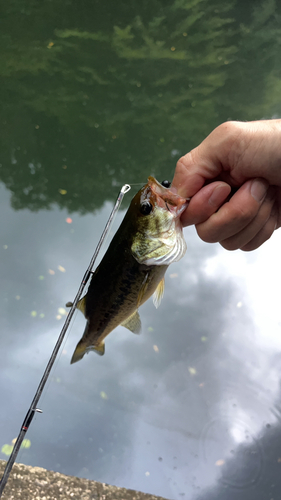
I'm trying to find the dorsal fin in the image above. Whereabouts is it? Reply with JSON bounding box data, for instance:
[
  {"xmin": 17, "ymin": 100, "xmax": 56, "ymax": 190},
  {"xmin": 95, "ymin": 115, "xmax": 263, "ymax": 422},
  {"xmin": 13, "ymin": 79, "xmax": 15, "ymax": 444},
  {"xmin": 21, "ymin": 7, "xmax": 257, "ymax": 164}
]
[
  {"xmin": 121, "ymin": 310, "xmax": 141, "ymax": 334},
  {"xmin": 153, "ymin": 277, "xmax": 165, "ymax": 309}
]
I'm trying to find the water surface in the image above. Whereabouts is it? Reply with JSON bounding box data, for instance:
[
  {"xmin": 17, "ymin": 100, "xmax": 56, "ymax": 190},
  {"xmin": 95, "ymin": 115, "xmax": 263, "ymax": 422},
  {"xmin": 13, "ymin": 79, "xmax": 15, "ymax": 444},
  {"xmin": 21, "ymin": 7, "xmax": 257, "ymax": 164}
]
[{"xmin": 1, "ymin": 1, "xmax": 281, "ymax": 499}]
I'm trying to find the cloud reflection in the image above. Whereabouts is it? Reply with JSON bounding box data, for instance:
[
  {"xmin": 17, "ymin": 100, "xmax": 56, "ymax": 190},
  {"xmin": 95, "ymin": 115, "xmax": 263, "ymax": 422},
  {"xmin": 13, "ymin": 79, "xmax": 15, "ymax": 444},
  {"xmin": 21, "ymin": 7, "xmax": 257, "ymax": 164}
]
[{"xmin": 1, "ymin": 184, "xmax": 281, "ymax": 499}]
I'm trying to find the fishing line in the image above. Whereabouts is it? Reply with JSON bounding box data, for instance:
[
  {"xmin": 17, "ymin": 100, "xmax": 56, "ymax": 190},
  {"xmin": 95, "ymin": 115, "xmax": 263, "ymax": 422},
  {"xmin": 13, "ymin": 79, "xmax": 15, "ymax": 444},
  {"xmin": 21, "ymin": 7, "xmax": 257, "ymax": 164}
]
[
  {"xmin": 112, "ymin": 181, "xmax": 144, "ymax": 187},
  {"xmin": 0, "ymin": 183, "xmax": 131, "ymax": 497}
]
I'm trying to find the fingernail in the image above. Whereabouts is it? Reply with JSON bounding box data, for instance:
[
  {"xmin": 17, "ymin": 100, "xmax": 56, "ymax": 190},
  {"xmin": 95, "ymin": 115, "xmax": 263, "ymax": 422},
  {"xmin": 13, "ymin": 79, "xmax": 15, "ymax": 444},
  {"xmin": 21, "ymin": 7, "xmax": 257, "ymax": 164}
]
[
  {"xmin": 208, "ymin": 184, "xmax": 231, "ymax": 207},
  {"xmin": 250, "ymin": 179, "xmax": 268, "ymax": 202}
]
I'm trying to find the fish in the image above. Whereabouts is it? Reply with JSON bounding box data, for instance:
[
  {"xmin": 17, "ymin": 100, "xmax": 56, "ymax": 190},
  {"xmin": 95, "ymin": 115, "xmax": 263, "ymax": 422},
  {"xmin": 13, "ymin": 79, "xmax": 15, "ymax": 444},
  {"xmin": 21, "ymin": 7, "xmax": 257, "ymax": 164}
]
[{"xmin": 68, "ymin": 177, "xmax": 188, "ymax": 364}]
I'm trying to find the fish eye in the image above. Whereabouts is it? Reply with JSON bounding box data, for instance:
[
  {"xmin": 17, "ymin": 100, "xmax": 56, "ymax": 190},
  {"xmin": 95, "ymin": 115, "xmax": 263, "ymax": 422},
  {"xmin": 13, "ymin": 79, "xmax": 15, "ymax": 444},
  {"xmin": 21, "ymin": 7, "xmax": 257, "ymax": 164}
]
[
  {"xmin": 161, "ymin": 180, "xmax": 171, "ymax": 188},
  {"xmin": 140, "ymin": 201, "xmax": 153, "ymax": 215}
]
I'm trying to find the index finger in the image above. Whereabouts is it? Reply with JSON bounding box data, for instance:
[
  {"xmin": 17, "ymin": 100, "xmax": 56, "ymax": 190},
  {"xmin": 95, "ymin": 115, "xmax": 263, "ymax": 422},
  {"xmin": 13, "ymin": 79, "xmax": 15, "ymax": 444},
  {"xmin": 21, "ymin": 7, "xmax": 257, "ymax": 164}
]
[{"xmin": 196, "ymin": 178, "xmax": 269, "ymax": 243}]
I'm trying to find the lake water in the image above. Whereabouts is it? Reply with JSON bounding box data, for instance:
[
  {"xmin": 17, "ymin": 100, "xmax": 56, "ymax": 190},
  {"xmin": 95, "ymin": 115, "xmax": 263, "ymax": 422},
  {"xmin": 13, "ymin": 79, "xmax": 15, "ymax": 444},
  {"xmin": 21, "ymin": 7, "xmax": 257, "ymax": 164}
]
[{"xmin": 1, "ymin": 1, "xmax": 281, "ymax": 499}]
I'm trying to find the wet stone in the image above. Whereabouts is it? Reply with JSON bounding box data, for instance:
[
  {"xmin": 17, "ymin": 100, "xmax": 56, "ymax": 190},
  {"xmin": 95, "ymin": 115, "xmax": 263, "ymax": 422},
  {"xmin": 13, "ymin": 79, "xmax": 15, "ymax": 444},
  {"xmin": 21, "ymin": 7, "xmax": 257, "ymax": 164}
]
[{"xmin": 0, "ymin": 460, "xmax": 168, "ymax": 500}]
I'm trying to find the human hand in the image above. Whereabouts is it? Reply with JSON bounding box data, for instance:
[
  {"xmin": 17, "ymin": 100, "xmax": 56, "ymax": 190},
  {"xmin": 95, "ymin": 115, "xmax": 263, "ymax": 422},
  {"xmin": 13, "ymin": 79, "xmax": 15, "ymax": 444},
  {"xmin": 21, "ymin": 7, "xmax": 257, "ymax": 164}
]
[{"xmin": 172, "ymin": 120, "xmax": 281, "ymax": 251}]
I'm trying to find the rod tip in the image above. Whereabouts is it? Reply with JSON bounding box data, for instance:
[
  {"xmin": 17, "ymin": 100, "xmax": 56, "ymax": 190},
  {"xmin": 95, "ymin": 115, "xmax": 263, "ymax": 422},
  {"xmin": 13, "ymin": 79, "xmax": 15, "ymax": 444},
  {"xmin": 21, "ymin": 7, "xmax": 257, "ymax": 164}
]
[{"xmin": 121, "ymin": 184, "xmax": 131, "ymax": 194}]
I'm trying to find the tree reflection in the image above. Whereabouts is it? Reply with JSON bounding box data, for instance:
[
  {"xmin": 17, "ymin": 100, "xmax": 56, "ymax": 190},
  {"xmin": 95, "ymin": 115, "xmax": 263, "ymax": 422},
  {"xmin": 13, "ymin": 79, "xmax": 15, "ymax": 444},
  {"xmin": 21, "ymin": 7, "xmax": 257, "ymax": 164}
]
[{"xmin": 0, "ymin": 0, "xmax": 280, "ymax": 212}]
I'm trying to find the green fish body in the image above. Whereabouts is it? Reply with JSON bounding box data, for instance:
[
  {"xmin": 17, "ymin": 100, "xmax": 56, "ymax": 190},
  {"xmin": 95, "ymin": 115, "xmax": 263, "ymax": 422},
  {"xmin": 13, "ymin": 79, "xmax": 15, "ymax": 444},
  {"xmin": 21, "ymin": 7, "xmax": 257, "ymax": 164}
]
[{"xmin": 69, "ymin": 177, "xmax": 188, "ymax": 364}]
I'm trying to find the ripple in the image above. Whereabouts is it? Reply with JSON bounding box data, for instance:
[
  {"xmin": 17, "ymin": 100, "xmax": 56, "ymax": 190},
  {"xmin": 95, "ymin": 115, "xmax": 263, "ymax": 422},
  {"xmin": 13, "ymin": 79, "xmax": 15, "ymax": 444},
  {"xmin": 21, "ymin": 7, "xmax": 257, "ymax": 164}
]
[{"xmin": 200, "ymin": 416, "xmax": 263, "ymax": 489}]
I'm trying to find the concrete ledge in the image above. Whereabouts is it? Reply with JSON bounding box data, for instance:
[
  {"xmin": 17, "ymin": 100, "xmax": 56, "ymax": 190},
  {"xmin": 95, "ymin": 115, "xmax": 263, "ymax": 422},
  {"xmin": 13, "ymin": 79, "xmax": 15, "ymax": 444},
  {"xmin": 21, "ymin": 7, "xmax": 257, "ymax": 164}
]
[{"xmin": 0, "ymin": 460, "xmax": 168, "ymax": 500}]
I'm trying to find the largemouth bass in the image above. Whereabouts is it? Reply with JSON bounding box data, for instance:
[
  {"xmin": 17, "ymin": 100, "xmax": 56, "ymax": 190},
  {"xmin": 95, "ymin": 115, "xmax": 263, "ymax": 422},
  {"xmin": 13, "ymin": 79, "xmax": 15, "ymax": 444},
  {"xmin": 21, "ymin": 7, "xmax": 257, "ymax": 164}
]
[{"xmin": 69, "ymin": 177, "xmax": 188, "ymax": 364}]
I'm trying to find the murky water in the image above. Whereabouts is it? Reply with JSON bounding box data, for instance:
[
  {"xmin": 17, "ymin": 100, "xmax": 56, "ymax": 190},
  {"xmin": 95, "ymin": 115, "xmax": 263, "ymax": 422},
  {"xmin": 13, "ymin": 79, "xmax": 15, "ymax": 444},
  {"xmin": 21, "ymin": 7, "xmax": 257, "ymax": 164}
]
[{"xmin": 1, "ymin": 1, "xmax": 281, "ymax": 499}]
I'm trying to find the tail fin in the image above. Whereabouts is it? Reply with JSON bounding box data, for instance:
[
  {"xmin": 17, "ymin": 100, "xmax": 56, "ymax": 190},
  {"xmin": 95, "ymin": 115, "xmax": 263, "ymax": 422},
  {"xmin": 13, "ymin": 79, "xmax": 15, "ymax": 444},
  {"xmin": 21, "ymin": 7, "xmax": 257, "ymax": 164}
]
[
  {"xmin": 70, "ymin": 339, "xmax": 87, "ymax": 364},
  {"xmin": 70, "ymin": 339, "xmax": 105, "ymax": 364}
]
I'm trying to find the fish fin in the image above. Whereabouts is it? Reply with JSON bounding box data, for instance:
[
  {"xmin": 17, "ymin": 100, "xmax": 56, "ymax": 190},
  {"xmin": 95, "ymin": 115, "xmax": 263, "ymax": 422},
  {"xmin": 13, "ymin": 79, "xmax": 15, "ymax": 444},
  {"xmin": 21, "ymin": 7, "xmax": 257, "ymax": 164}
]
[
  {"xmin": 66, "ymin": 296, "xmax": 86, "ymax": 316},
  {"xmin": 121, "ymin": 310, "xmax": 141, "ymax": 334},
  {"xmin": 153, "ymin": 277, "xmax": 165, "ymax": 309},
  {"xmin": 77, "ymin": 296, "xmax": 87, "ymax": 315},
  {"xmin": 70, "ymin": 339, "xmax": 87, "ymax": 364},
  {"xmin": 137, "ymin": 273, "xmax": 150, "ymax": 308},
  {"xmin": 71, "ymin": 339, "xmax": 105, "ymax": 364},
  {"xmin": 88, "ymin": 342, "xmax": 105, "ymax": 356}
]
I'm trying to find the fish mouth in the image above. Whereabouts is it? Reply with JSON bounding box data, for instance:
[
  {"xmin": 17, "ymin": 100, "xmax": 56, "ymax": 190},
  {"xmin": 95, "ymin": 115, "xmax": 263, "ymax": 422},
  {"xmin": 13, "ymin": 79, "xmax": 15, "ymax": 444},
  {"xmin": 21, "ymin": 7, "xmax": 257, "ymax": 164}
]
[{"xmin": 147, "ymin": 176, "xmax": 189, "ymax": 217}]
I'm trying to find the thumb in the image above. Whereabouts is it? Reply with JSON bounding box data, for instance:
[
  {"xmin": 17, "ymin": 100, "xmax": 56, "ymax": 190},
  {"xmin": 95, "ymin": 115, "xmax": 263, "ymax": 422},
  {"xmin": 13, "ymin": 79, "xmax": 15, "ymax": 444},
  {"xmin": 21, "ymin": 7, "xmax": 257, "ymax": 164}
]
[{"xmin": 171, "ymin": 147, "xmax": 222, "ymax": 198}]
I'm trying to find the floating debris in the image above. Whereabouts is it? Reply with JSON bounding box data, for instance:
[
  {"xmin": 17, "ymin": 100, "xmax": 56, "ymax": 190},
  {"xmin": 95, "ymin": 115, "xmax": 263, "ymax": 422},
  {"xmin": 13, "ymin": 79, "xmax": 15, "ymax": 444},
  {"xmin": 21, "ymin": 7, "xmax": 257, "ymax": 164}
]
[
  {"xmin": 38, "ymin": 275, "xmax": 45, "ymax": 280},
  {"xmin": 1, "ymin": 439, "xmax": 31, "ymax": 457},
  {"xmin": 58, "ymin": 307, "xmax": 67, "ymax": 315},
  {"xmin": 215, "ymin": 459, "xmax": 225, "ymax": 467},
  {"xmin": 47, "ymin": 42, "xmax": 54, "ymax": 49},
  {"xmin": 153, "ymin": 345, "xmax": 159, "ymax": 353},
  {"xmin": 58, "ymin": 265, "xmax": 66, "ymax": 272},
  {"xmin": 201, "ymin": 336, "xmax": 208, "ymax": 342},
  {"xmin": 59, "ymin": 189, "xmax": 67, "ymax": 195},
  {"xmin": 1, "ymin": 445, "xmax": 13, "ymax": 456},
  {"xmin": 145, "ymin": 471, "xmax": 150, "ymax": 476},
  {"xmin": 21, "ymin": 439, "xmax": 31, "ymax": 449},
  {"xmin": 15, "ymin": 295, "xmax": 20, "ymax": 300},
  {"xmin": 188, "ymin": 367, "xmax": 197, "ymax": 376},
  {"xmin": 48, "ymin": 269, "xmax": 55, "ymax": 275},
  {"xmin": 3, "ymin": 245, "xmax": 8, "ymax": 250},
  {"xmin": 30, "ymin": 311, "xmax": 37, "ymax": 318},
  {"xmin": 169, "ymin": 273, "xmax": 178, "ymax": 279},
  {"xmin": 147, "ymin": 326, "xmax": 154, "ymax": 332},
  {"xmin": 39, "ymin": 313, "xmax": 45, "ymax": 319},
  {"xmin": 100, "ymin": 391, "xmax": 108, "ymax": 400},
  {"xmin": 66, "ymin": 218, "xmax": 72, "ymax": 224}
]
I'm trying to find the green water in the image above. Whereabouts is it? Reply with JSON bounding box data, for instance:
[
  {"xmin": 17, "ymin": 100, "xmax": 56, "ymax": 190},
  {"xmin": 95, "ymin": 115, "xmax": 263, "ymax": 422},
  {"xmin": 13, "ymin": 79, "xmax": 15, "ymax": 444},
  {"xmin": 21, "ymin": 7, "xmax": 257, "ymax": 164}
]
[
  {"xmin": 1, "ymin": 0, "xmax": 281, "ymax": 212},
  {"xmin": 1, "ymin": 1, "xmax": 281, "ymax": 499}
]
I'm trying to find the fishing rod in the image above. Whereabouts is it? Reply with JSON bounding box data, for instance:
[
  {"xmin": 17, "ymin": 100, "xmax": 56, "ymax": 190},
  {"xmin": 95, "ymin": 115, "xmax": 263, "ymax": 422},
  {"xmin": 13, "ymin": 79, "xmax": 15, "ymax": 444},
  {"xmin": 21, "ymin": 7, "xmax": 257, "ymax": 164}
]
[{"xmin": 0, "ymin": 184, "xmax": 131, "ymax": 497}]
